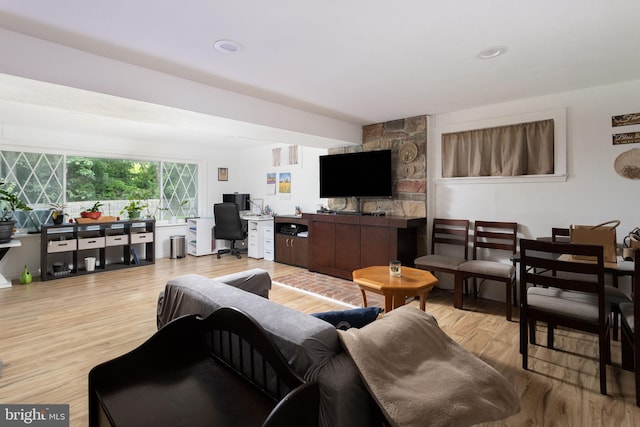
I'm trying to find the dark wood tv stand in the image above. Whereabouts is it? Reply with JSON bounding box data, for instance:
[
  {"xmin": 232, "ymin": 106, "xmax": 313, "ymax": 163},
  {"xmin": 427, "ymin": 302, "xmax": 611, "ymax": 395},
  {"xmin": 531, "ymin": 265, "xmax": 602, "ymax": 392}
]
[{"xmin": 304, "ymin": 213, "xmax": 426, "ymax": 280}]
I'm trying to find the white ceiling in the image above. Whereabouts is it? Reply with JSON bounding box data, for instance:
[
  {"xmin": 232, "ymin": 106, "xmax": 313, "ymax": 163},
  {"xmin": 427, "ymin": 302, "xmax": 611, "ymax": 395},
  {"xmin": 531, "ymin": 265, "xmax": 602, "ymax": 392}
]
[{"xmin": 0, "ymin": 0, "xmax": 639, "ymax": 149}]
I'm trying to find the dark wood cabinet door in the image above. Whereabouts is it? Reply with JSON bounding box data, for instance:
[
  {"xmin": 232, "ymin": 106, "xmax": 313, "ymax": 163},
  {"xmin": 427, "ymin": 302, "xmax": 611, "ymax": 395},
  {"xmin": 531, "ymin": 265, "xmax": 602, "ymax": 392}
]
[
  {"xmin": 309, "ymin": 221, "xmax": 335, "ymax": 270},
  {"xmin": 290, "ymin": 237, "xmax": 308, "ymax": 267},
  {"xmin": 335, "ymin": 223, "xmax": 360, "ymax": 272},
  {"xmin": 275, "ymin": 234, "xmax": 289, "ymax": 264},
  {"xmin": 275, "ymin": 234, "xmax": 308, "ymax": 267},
  {"xmin": 361, "ymin": 225, "xmax": 390, "ymax": 267}
]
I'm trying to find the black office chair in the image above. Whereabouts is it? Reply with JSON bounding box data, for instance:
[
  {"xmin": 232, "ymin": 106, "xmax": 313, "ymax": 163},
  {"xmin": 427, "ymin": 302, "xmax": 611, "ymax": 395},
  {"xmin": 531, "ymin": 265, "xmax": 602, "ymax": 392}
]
[{"xmin": 214, "ymin": 203, "xmax": 247, "ymax": 259}]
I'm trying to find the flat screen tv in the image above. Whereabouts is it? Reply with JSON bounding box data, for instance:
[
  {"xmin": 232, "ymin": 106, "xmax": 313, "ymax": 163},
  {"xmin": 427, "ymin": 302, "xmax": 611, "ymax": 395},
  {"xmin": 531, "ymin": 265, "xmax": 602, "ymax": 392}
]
[{"xmin": 319, "ymin": 150, "xmax": 392, "ymax": 199}]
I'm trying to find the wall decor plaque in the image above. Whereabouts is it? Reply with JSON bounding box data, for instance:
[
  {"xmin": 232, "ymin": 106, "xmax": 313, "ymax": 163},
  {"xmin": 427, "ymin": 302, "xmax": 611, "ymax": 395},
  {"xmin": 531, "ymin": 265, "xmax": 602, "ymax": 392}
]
[
  {"xmin": 402, "ymin": 164, "xmax": 416, "ymax": 177},
  {"xmin": 613, "ymin": 132, "xmax": 640, "ymax": 145},
  {"xmin": 217, "ymin": 167, "xmax": 228, "ymax": 181},
  {"xmin": 614, "ymin": 148, "xmax": 640, "ymax": 180},
  {"xmin": 400, "ymin": 142, "xmax": 418, "ymax": 163},
  {"xmin": 612, "ymin": 112, "xmax": 640, "ymax": 127}
]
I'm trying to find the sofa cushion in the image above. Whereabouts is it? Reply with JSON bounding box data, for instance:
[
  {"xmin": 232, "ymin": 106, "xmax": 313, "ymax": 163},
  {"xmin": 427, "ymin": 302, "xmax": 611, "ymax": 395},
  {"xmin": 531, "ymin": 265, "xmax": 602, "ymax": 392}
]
[{"xmin": 312, "ymin": 307, "xmax": 383, "ymax": 330}]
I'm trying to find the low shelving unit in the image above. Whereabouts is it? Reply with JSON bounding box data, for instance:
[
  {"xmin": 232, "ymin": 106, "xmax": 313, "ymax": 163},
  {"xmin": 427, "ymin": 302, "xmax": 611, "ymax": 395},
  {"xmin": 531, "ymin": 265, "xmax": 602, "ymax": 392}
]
[{"xmin": 40, "ymin": 219, "xmax": 155, "ymax": 281}]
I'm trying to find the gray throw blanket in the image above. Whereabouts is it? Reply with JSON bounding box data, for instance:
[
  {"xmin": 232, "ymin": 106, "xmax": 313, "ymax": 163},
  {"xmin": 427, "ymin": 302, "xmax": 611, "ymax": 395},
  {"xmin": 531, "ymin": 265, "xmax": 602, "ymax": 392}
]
[{"xmin": 338, "ymin": 306, "xmax": 520, "ymax": 427}]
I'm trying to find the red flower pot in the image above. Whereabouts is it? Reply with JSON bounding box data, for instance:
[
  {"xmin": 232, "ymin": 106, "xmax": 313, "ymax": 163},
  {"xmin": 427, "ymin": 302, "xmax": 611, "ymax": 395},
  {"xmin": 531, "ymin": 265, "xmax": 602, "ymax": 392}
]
[{"xmin": 81, "ymin": 211, "xmax": 102, "ymax": 220}]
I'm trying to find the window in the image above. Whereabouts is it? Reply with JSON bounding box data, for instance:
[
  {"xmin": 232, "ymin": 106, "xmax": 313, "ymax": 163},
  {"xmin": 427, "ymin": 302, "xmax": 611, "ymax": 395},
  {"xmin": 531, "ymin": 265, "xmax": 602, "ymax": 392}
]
[
  {"xmin": 442, "ymin": 119, "xmax": 554, "ymax": 178},
  {"xmin": 0, "ymin": 151, "xmax": 64, "ymax": 205},
  {"xmin": 0, "ymin": 150, "xmax": 198, "ymax": 229},
  {"xmin": 66, "ymin": 157, "xmax": 160, "ymax": 202},
  {"xmin": 0, "ymin": 151, "xmax": 64, "ymax": 229},
  {"xmin": 434, "ymin": 108, "xmax": 567, "ymax": 184},
  {"xmin": 162, "ymin": 162, "xmax": 198, "ymax": 217}
]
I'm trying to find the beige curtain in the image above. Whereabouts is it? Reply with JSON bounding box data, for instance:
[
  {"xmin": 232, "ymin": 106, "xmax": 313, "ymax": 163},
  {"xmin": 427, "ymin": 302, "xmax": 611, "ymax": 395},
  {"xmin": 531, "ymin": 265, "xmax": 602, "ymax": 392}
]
[
  {"xmin": 442, "ymin": 119, "xmax": 554, "ymax": 177},
  {"xmin": 272, "ymin": 147, "xmax": 281, "ymax": 167}
]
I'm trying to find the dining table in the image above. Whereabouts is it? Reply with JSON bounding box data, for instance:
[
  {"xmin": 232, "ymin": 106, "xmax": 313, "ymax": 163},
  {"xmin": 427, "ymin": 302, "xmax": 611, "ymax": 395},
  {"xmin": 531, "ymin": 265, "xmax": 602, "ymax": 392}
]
[{"xmin": 511, "ymin": 238, "xmax": 635, "ymax": 291}]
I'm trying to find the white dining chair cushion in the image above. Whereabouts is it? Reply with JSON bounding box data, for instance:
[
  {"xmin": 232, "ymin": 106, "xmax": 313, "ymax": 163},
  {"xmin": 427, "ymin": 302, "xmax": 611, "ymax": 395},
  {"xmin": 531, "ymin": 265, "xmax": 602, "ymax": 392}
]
[
  {"xmin": 414, "ymin": 255, "xmax": 466, "ymax": 271},
  {"xmin": 620, "ymin": 302, "xmax": 634, "ymax": 333},
  {"xmin": 527, "ymin": 287, "xmax": 611, "ymax": 323},
  {"xmin": 458, "ymin": 260, "xmax": 515, "ymax": 278}
]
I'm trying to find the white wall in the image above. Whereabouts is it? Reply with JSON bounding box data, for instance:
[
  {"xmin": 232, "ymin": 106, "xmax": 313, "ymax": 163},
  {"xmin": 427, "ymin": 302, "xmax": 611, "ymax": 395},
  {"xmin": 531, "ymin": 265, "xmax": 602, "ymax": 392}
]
[
  {"xmin": 222, "ymin": 144, "xmax": 329, "ymax": 217},
  {"xmin": 428, "ymin": 79, "xmax": 640, "ymax": 299}
]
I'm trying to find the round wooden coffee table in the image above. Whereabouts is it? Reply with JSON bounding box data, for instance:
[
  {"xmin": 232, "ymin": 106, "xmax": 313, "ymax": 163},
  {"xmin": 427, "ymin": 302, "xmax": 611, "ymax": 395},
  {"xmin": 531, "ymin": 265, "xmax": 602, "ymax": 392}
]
[{"xmin": 352, "ymin": 266, "xmax": 438, "ymax": 313}]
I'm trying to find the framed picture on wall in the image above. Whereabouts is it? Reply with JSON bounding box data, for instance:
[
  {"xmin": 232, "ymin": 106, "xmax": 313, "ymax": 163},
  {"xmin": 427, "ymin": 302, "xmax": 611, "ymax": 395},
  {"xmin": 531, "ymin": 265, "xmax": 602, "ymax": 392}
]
[{"xmin": 218, "ymin": 167, "xmax": 228, "ymax": 181}]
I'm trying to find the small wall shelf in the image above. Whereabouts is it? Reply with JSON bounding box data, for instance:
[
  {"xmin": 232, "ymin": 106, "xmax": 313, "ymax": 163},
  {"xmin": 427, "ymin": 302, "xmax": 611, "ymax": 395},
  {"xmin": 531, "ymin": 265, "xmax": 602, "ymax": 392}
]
[
  {"xmin": 187, "ymin": 217, "xmax": 214, "ymax": 256},
  {"xmin": 40, "ymin": 219, "xmax": 155, "ymax": 281}
]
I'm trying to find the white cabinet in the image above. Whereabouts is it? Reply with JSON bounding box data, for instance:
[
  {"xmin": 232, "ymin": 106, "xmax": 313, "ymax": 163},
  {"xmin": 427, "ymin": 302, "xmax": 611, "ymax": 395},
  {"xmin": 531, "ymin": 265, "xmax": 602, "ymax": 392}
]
[
  {"xmin": 245, "ymin": 217, "xmax": 274, "ymax": 260},
  {"xmin": 263, "ymin": 223, "xmax": 274, "ymax": 261},
  {"xmin": 187, "ymin": 217, "xmax": 214, "ymax": 256}
]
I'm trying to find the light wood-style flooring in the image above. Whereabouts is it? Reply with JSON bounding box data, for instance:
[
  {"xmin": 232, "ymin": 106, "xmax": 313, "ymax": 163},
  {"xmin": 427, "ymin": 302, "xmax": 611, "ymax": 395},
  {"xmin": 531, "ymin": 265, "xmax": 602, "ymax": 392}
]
[{"xmin": 1, "ymin": 256, "xmax": 639, "ymax": 426}]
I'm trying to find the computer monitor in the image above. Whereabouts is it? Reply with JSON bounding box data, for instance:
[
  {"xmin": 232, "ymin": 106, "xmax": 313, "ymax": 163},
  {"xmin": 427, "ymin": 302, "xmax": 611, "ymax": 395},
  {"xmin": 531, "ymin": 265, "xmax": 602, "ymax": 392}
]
[{"xmin": 222, "ymin": 193, "xmax": 250, "ymax": 211}]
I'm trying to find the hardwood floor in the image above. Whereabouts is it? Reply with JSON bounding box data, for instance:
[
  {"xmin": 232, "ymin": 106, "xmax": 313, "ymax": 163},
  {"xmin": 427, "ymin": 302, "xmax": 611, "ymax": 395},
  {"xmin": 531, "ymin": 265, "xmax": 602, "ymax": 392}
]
[{"xmin": 0, "ymin": 256, "xmax": 639, "ymax": 426}]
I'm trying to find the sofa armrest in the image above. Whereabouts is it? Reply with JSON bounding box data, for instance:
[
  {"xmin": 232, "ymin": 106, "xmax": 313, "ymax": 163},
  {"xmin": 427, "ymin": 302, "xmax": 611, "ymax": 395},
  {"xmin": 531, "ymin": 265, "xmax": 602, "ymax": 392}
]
[
  {"xmin": 213, "ymin": 268, "xmax": 271, "ymax": 298},
  {"xmin": 157, "ymin": 269, "xmax": 271, "ymax": 328}
]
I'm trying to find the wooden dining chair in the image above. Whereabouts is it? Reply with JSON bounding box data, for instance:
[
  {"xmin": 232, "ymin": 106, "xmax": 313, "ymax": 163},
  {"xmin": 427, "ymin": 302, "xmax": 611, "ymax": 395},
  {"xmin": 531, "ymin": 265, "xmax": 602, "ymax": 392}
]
[
  {"xmin": 414, "ymin": 218, "xmax": 470, "ymax": 283},
  {"xmin": 551, "ymin": 227, "xmax": 571, "ymax": 242},
  {"xmin": 455, "ymin": 221, "xmax": 518, "ymax": 320},
  {"xmin": 620, "ymin": 248, "xmax": 640, "ymax": 405},
  {"xmin": 519, "ymin": 239, "xmax": 610, "ymax": 395}
]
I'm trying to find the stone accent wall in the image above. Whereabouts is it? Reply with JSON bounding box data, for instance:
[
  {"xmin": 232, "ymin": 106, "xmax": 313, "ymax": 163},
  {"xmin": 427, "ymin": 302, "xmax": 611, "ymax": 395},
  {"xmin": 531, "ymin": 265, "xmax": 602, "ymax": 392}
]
[
  {"xmin": 328, "ymin": 115, "xmax": 427, "ymax": 255},
  {"xmin": 328, "ymin": 115, "xmax": 427, "ymax": 217}
]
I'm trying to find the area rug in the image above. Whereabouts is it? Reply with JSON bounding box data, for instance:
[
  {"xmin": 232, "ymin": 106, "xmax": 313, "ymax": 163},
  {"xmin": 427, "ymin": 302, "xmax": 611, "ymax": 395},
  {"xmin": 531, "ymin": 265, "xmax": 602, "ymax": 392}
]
[{"xmin": 273, "ymin": 271, "xmax": 385, "ymax": 308}]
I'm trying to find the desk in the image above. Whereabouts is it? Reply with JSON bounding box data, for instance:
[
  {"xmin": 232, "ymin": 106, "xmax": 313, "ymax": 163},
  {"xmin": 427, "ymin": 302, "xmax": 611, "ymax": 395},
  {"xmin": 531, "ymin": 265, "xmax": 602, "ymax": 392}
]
[
  {"xmin": 241, "ymin": 216, "xmax": 274, "ymax": 260},
  {"xmin": 353, "ymin": 266, "xmax": 438, "ymax": 313},
  {"xmin": 0, "ymin": 239, "xmax": 22, "ymax": 288}
]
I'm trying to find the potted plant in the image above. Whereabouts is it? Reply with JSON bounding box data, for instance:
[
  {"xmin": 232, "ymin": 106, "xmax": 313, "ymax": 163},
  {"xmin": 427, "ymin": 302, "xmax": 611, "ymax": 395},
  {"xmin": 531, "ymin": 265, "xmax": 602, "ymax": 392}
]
[
  {"xmin": 120, "ymin": 199, "xmax": 148, "ymax": 220},
  {"xmin": 0, "ymin": 180, "xmax": 32, "ymax": 243},
  {"xmin": 49, "ymin": 203, "xmax": 66, "ymax": 225},
  {"xmin": 81, "ymin": 201, "xmax": 104, "ymax": 220}
]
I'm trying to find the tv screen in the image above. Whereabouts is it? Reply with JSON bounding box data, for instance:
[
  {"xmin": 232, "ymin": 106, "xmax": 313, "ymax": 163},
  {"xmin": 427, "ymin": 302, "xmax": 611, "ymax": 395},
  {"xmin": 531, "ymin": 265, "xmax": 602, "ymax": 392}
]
[{"xmin": 319, "ymin": 150, "xmax": 392, "ymax": 198}]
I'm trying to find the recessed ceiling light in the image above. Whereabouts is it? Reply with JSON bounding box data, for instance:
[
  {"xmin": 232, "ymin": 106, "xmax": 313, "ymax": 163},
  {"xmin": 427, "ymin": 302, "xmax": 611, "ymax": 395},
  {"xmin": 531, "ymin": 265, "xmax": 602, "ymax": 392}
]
[
  {"xmin": 214, "ymin": 39, "xmax": 243, "ymax": 54},
  {"xmin": 476, "ymin": 46, "xmax": 508, "ymax": 59}
]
